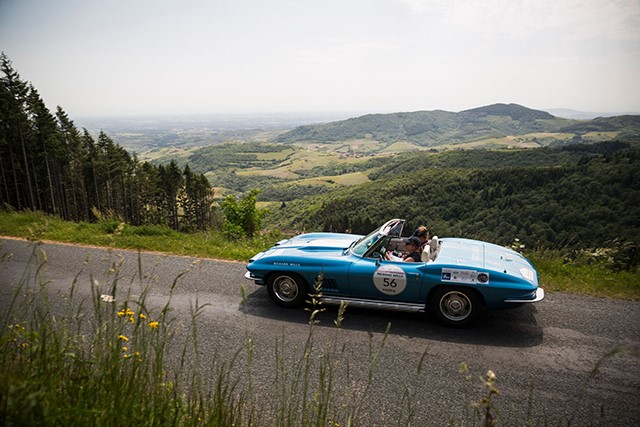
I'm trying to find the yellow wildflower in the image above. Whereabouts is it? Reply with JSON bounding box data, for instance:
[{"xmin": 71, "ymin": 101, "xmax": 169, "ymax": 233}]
[
  {"xmin": 147, "ymin": 321, "xmax": 159, "ymax": 329},
  {"xmin": 117, "ymin": 335, "xmax": 129, "ymax": 341},
  {"xmin": 122, "ymin": 346, "xmax": 128, "ymax": 352},
  {"xmin": 117, "ymin": 309, "xmax": 125, "ymax": 317},
  {"xmin": 125, "ymin": 308, "xmax": 135, "ymax": 316},
  {"xmin": 129, "ymin": 316, "xmax": 135, "ymax": 323},
  {"xmin": 123, "ymin": 354, "xmax": 131, "ymax": 359},
  {"xmin": 139, "ymin": 313, "xmax": 147, "ymax": 320}
]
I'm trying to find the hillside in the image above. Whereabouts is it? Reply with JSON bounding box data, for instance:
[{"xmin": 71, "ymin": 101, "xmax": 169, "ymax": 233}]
[
  {"xmin": 559, "ymin": 115, "xmax": 640, "ymax": 135},
  {"xmin": 275, "ymin": 103, "xmax": 573, "ymax": 146},
  {"xmin": 276, "ymin": 103, "xmax": 640, "ymax": 148}
]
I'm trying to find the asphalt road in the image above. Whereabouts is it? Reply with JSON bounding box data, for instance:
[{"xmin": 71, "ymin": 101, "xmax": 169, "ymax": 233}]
[{"xmin": 1, "ymin": 237, "xmax": 639, "ymax": 426}]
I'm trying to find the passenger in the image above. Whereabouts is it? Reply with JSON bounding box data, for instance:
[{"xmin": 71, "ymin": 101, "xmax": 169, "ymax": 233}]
[
  {"xmin": 386, "ymin": 236, "xmax": 422, "ymax": 262},
  {"xmin": 413, "ymin": 226, "xmax": 430, "ymax": 252}
]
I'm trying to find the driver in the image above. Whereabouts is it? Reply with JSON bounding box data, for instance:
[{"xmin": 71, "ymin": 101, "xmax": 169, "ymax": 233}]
[{"xmin": 385, "ymin": 236, "xmax": 422, "ymax": 262}]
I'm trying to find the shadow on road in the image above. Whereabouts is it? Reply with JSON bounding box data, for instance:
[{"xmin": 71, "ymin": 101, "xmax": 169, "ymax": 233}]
[{"xmin": 238, "ymin": 287, "xmax": 543, "ymax": 348}]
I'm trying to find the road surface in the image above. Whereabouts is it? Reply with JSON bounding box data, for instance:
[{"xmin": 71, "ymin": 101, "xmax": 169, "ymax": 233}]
[{"xmin": 1, "ymin": 237, "xmax": 639, "ymax": 426}]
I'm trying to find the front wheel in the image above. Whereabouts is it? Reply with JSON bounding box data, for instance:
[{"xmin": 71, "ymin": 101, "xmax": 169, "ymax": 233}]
[
  {"xmin": 267, "ymin": 273, "xmax": 307, "ymax": 308},
  {"xmin": 430, "ymin": 286, "xmax": 482, "ymax": 327}
]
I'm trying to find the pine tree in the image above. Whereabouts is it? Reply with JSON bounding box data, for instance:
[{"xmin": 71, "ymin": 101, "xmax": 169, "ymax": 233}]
[
  {"xmin": 27, "ymin": 85, "xmax": 63, "ymax": 216},
  {"xmin": 56, "ymin": 106, "xmax": 88, "ymax": 221},
  {"xmin": 159, "ymin": 160, "xmax": 184, "ymax": 230},
  {"xmin": 1, "ymin": 53, "xmax": 36, "ymax": 210},
  {"xmin": 81, "ymin": 129, "xmax": 102, "ymax": 216}
]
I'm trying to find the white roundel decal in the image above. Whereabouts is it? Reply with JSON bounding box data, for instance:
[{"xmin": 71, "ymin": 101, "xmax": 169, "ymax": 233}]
[{"xmin": 373, "ymin": 264, "xmax": 407, "ymax": 295}]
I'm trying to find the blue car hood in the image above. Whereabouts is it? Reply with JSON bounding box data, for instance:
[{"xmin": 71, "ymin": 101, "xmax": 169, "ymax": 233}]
[
  {"xmin": 250, "ymin": 232, "xmax": 362, "ymax": 262},
  {"xmin": 275, "ymin": 232, "xmax": 361, "ymax": 250}
]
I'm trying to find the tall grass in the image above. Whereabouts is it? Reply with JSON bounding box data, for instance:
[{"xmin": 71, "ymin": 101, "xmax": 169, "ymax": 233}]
[{"xmin": 0, "ymin": 244, "xmax": 227, "ymax": 425}]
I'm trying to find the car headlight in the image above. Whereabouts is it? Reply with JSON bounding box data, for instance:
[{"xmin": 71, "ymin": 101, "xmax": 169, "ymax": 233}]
[{"xmin": 520, "ymin": 267, "xmax": 535, "ymax": 282}]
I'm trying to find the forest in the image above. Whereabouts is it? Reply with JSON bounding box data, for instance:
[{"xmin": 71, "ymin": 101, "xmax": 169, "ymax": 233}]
[{"xmin": 0, "ymin": 53, "xmax": 214, "ymax": 232}]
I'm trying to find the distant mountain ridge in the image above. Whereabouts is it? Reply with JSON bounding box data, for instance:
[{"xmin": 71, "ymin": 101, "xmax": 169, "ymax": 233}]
[
  {"xmin": 545, "ymin": 108, "xmax": 640, "ymax": 120},
  {"xmin": 276, "ymin": 103, "xmax": 640, "ymax": 147}
]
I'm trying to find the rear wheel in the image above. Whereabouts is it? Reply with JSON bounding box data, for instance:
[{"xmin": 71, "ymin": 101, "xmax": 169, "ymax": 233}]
[
  {"xmin": 430, "ymin": 286, "xmax": 481, "ymax": 327},
  {"xmin": 267, "ymin": 273, "xmax": 307, "ymax": 308}
]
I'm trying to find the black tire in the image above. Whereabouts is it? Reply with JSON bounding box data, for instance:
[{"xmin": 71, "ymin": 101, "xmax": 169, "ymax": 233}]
[
  {"xmin": 266, "ymin": 273, "xmax": 308, "ymax": 308},
  {"xmin": 430, "ymin": 286, "xmax": 482, "ymax": 327}
]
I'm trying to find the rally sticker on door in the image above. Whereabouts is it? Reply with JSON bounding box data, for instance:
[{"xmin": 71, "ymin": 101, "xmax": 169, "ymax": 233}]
[{"xmin": 373, "ymin": 264, "xmax": 407, "ymax": 295}]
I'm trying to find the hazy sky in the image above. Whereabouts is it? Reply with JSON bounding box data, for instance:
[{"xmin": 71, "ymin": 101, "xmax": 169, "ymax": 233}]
[{"xmin": 1, "ymin": 0, "xmax": 639, "ymax": 117}]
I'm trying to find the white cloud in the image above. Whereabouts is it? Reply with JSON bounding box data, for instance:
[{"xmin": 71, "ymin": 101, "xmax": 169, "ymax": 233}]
[{"xmin": 393, "ymin": 0, "xmax": 640, "ymax": 41}]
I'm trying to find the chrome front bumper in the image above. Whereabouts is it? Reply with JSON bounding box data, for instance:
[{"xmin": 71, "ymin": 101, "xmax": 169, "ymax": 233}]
[
  {"xmin": 244, "ymin": 271, "xmax": 261, "ymax": 282},
  {"xmin": 505, "ymin": 287, "xmax": 545, "ymax": 303}
]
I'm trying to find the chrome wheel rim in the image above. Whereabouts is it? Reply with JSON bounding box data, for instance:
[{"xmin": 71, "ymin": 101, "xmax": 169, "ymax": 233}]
[
  {"xmin": 273, "ymin": 276, "xmax": 299, "ymax": 303},
  {"xmin": 439, "ymin": 291, "xmax": 472, "ymax": 322}
]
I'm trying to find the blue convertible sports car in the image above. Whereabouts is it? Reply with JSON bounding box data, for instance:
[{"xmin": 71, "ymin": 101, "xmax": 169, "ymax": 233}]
[{"xmin": 245, "ymin": 219, "xmax": 544, "ymax": 326}]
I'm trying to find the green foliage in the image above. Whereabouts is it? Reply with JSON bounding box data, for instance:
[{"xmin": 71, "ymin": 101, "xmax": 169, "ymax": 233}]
[
  {"xmin": 180, "ymin": 142, "xmax": 295, "ymax": 174},
  {"xmin": 99, "ymin": 219, "xmax": 123, "ymax": 234},
  {"xmin": 561, "ymin": 115, "xmax": 640, "ymax": 135},
  {"xmin": 257, "ymin": 183, "xmax": 331, "ymax": 202},
  {"xmin": 214, "ymin": 170, "xmax": 287, "ymax": 193},
  {"xmin": 529, "ymin": 249, "xmax": 640, "ymax": 299},
  {"xmin": 292, "ymin": 157, "xmax": 389, "ymax": 179},
  {"xmin": 221, "ymin": 189, "xmax": 269, "ymax": 239},
  {"xmin": 121, "ymin": 224, "xmax": 179, "ymax": 237}
]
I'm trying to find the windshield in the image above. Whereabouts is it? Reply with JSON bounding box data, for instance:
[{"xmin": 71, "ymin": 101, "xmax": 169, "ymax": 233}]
[
  {"xmin": 350, "ymin": 219, "xmax": 404, "ymax": 257},
  {"xmin": 351, "ymin": 231, "xmax": 383, "ymax": 256}
]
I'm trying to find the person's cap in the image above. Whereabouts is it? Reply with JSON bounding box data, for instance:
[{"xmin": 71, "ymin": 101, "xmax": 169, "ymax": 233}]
[{"xmin": 404, "ymin": 236, "xmax": 421, "ymax": 247}]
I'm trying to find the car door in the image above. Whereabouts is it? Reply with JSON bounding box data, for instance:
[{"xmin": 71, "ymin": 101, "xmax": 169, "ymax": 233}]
[
  {"xmin": 347, "ymin": 257, "xmax": 425, "ymax": 303},
  {"xmin": 317, "ymin": 259, "xmax": 355, "ymax": 296}
]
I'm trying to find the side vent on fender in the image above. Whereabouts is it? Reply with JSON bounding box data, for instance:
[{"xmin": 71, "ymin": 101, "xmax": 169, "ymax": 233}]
[{"xmin": 322, "ymin": 278, "xmax": 339, "ymax": 291}]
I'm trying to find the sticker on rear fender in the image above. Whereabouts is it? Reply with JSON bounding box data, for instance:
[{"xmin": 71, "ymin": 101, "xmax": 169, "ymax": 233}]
[
  {"xmin": 374, "ymin": 264, "xmax": 407, "ymax": 295},
  {"xmin": 441, "ymin": 268, "xmax": 489, "ymax": 285}
]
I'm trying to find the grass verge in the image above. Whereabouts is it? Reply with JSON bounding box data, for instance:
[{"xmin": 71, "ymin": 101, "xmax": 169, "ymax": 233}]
[{"xmin": 0, "ymin": 210, "xmax": 276, "ymax": 262}]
